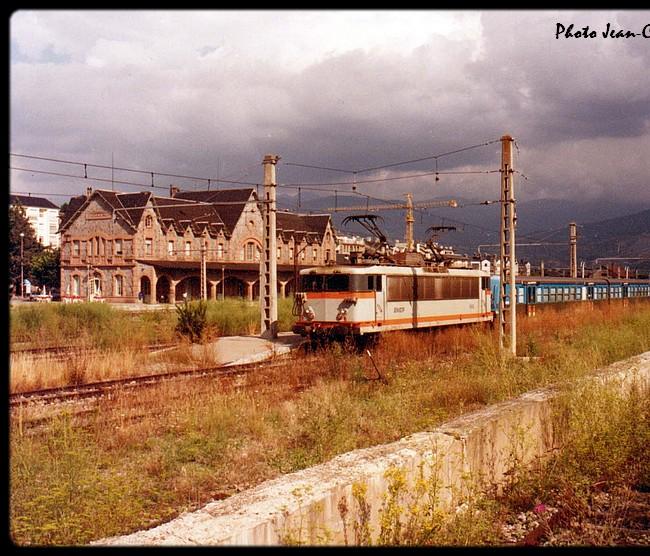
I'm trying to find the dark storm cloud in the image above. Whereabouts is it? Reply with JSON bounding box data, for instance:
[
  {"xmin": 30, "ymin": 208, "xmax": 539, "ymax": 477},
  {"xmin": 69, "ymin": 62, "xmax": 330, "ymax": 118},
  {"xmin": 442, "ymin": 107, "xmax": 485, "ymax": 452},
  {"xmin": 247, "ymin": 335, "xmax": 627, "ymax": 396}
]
[{"xmin": 10, "ymin": 10, "xmax": 650, "ymax": 205}]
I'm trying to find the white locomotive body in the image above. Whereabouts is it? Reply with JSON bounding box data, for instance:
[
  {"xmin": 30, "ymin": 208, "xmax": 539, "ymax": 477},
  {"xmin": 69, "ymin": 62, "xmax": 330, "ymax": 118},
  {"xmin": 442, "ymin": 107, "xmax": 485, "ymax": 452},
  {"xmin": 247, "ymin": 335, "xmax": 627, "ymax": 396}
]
[{"xmin": 293, "ymin": 264, "xmax": 493, "ymax": 338}]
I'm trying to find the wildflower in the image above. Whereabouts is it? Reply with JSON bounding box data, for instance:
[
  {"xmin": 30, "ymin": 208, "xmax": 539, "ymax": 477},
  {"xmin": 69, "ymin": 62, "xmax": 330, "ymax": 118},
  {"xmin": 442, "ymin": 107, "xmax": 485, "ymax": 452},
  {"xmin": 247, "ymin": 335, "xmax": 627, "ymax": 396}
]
[{"xmin": 533, "ymin": 503, "xmax": 547, "ymax": 514}]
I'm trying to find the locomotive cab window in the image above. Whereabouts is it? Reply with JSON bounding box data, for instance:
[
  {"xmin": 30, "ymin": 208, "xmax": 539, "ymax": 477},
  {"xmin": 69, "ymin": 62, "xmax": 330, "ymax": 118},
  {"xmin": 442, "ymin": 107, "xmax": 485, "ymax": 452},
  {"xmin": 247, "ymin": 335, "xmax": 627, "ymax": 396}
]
[
  {"xmin": 302, "ymin": 274, "xmax": 350, "ymax": 292},
  {"xmin": 302, "ymin": 273, "xmax": 385, "ymax": 292}
]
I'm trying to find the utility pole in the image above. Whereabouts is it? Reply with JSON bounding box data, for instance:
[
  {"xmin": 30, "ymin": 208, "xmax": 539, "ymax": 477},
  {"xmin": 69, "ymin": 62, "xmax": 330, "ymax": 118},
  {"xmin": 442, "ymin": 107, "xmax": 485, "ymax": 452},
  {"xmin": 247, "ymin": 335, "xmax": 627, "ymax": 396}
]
[
  {"xmin": 498, "ymin": 135, "xmax": 517, "ymax": 356},
  {"xmin": 260, "ymin": 154, "xmax": 280, "ymax": 339},
  {"xmin": 200, "ymin": 240, "xmax": 207, "ymax": 301},
  {"xmin": 569, "ymin": 222, "xmax": 577, "ymax": 278},
  {"xmin": 405, "ymin": 193, "xmax": 415, "ymax": 252},
  {"xmin": 19, "ymin": 232, "xmax": 25, "ymax": 298}
]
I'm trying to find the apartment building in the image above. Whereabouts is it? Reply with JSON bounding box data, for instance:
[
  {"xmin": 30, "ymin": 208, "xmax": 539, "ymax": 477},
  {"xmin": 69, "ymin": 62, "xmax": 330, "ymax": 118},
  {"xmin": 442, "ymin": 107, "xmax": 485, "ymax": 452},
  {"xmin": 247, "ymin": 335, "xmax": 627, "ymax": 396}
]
[{"xmin": 10, "ymin": 194, "xmax": 60, "ymax": 248}]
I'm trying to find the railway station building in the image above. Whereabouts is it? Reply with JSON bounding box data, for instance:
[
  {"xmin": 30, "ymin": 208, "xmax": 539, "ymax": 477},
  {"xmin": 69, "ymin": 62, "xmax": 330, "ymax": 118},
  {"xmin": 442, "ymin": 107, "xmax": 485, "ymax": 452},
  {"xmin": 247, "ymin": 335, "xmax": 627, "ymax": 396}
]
[{"xmin": 58, "ymin": 186, "xmax": 337, "ymax": 303}]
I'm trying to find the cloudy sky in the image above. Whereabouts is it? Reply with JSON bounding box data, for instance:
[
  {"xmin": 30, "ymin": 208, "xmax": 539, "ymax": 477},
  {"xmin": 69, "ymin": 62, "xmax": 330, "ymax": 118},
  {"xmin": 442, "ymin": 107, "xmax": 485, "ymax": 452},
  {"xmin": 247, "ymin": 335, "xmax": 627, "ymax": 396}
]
[{"xmin": 9, "ymin": 9, "xmax": 650, "ymax": 208}]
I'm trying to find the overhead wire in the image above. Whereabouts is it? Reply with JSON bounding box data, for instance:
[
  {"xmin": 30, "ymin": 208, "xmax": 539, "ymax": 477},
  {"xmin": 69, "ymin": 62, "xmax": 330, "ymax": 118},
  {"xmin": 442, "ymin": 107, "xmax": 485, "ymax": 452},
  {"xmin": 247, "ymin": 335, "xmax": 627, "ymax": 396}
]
[
  {"xmin": 278, "ymin": 169, "xmax": 500, "ymax": 188},
  {"xmin": 283, "ymin": 137, "xmax": 501, "ymax": 176},
  {"xmin": 10, "ymin": 152, "xmax": 261, "ymax": 187}
]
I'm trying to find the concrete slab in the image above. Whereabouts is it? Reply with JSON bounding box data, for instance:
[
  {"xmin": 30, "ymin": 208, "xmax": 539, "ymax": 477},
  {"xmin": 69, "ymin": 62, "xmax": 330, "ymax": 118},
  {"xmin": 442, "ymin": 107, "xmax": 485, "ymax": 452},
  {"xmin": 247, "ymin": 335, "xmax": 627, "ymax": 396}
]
[
  {"xmin": 190, "ymin": 332, "xmax": 306, "ymax": 366},
  {"xmin": 95, "ymin": 351, "xmax": 650, "ymax": 547}
]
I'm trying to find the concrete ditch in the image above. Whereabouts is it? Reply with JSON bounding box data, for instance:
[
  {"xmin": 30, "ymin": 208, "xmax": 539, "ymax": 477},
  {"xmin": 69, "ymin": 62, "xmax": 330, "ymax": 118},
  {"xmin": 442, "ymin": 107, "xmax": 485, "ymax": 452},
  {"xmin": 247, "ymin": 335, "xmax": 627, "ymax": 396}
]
[{"xmin": 96, "ymin": 351, "xmax": 650, "ymax": 546}]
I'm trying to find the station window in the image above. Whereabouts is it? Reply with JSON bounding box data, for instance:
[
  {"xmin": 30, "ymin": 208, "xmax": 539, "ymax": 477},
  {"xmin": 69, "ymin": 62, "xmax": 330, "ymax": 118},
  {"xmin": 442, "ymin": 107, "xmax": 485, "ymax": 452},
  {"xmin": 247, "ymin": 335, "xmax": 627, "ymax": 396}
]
[
  {"xmin": 115, "ymin": 275, "xmax": 124, "ymax": 297},
  {"xmin": 72, "ymin": 275, "xmax": 81, "ymax": 296},
  {"xmin": 245, "ymin": 241, "xmax": 259, "ymax": 262}
]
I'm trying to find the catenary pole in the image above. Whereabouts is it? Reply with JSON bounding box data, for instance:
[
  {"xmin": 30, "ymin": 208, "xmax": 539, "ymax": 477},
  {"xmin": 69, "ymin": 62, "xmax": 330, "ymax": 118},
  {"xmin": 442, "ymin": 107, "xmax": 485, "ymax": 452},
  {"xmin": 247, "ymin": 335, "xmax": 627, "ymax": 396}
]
[
  {"xmin": 499, "ymin": 135, "xmax": 517, "ymax": 356},
  {"xmin": 569, "ymin": 222, "xmax": 577, "ymax": 278},
  {"xmin": 260, "ymin": 154, "xmax": 280, "ymax": 339}
]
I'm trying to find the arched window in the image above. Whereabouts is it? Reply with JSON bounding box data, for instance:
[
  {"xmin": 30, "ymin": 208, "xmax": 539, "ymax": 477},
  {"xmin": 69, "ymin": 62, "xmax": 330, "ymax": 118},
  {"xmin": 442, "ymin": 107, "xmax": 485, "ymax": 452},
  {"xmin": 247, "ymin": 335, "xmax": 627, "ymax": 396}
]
[
  {"xmin": 145, "ymin": 215, "xmax": 153, "ymax": 228},
  {"xmin": 245, "ymin": 241, "xmax": 260, "ymax": 262},
  {"xmin": 92, "ymin": 273, "xmax": 102, "ymax": 297}
]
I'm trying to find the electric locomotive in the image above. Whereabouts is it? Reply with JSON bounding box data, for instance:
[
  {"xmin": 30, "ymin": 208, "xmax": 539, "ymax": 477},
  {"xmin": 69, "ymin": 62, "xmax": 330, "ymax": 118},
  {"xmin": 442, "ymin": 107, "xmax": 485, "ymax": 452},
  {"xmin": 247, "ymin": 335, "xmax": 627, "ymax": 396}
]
[{"xmin": 292, "ymin": 264, "xmax": 493, "ymax": 340}]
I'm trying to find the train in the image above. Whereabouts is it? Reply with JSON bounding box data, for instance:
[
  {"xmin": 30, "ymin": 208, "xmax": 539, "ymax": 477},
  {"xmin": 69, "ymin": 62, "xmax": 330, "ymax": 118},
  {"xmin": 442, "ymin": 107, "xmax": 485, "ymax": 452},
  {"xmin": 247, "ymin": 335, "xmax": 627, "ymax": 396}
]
[{"xmin": 291, "ymin": 263, "xmax": 650, "ymax": 341}]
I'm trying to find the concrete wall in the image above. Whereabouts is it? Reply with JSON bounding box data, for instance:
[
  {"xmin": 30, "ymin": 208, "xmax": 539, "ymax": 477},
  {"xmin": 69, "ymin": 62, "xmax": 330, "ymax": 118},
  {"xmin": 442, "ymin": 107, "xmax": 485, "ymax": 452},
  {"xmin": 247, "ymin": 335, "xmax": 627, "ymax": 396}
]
[{"xmin": 95, "ymin": 351, "xmax": 650, "ymax": 546}]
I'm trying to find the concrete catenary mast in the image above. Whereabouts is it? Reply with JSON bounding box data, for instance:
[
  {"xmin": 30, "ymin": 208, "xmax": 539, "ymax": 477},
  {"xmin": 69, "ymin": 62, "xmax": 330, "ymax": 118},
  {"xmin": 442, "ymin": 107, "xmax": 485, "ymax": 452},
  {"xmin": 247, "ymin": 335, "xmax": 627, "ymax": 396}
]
[
  {"xmin": 260, "ymin": 154, "xmax": 280, "ymax": 339},
  {"xmin": 499, "ymin": 135, "xmax": 517, "ymax": 356}
]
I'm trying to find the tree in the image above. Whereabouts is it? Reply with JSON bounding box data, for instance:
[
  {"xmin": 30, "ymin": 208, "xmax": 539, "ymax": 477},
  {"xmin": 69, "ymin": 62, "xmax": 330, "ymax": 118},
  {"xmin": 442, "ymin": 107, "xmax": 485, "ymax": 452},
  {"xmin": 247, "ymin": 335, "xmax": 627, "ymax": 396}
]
[
  {"xmin": 9, "ymin": 204, "xmax": 42, "ymax": 294},
  {"xmin": 30, "ymin": 247, "xmax": 61, "ymax": 292}
]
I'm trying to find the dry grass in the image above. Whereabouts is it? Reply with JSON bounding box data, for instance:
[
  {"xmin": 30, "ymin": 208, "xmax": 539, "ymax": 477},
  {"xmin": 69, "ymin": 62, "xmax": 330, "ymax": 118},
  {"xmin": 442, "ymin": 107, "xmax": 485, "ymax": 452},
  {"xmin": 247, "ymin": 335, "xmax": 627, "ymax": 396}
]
[
  {"xmin": 10, "ymin": 297, "xmax": 296, "ymax": 351},
  {"xmin": 9, "ymin": 343, "xmax": 214, "ymax": 394},
  {"xmin": 9, "ymin": 298, "xmax": 297, "ymax": 394},
  {"xmin": 9, "ymin": 299, "xmax": 650, "ymax": 546}
]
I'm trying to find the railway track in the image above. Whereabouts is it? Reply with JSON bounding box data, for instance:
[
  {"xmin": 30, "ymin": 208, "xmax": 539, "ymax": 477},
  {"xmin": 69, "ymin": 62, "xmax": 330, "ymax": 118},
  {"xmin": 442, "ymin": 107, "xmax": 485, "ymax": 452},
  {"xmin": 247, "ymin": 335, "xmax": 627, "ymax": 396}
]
[
  {"xmin": 10, "ymin": 353, "xmax": 304, "ymax": 409},
  {"xmin": 10, "ymin": 342, "xmax": 181, "ymax": 360}
]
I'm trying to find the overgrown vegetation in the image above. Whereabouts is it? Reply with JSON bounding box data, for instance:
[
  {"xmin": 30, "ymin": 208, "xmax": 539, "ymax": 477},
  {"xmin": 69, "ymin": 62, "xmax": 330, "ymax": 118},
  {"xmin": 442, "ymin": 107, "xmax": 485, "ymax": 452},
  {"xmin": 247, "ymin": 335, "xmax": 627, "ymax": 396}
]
[
  {"xmin": 9, "ymin": 300, "xmax": 650, "ymax": 545},
  {"xmin": 175, "ymin": 299, "xmax": 208, "ymax": 343},
  {"xmin": 316, "ymin": 380, "xmax": 649, "ymax": 546},
  {"xmin": 9, "ymin": 297, "xmax": 296, "ymax": 393},
  {"xmin": 10, "ymin": 302, "xmax": 177, "ymax": 349},
  {"xmin": 10, "ymin": 296, "xmax": 296, "ymax": 350}
]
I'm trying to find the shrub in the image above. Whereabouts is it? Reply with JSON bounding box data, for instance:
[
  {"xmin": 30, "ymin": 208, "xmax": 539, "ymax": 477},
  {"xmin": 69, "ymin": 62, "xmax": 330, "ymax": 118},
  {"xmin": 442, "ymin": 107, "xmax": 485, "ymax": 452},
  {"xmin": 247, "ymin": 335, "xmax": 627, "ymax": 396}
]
[{"xmin": 175, "ymin": 300, "xmax": 208, "ymax": 343}]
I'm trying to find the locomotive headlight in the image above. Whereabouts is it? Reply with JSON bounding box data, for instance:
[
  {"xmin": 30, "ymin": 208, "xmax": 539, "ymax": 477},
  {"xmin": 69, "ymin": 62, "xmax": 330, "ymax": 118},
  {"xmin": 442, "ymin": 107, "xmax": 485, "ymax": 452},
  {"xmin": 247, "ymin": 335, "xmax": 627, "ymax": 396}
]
[
  {"xmin": 304, "ymin": 306, "xmax": 315, "ymax": 321},
  {"xmin": 336, "ymin": 307, "xmax": 348, "ymax": 321}
]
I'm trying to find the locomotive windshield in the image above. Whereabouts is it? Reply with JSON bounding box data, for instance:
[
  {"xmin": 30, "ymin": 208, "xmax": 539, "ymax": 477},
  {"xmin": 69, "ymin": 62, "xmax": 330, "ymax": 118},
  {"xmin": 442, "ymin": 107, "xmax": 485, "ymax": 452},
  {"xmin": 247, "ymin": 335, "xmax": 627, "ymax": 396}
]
[
  {"xmin": 301, "ymin": 273, "xmax": 383, "ymax": 292},
  {"xmin": 302, "ymin": 274, "xmax": 350, "ymax": 292}
]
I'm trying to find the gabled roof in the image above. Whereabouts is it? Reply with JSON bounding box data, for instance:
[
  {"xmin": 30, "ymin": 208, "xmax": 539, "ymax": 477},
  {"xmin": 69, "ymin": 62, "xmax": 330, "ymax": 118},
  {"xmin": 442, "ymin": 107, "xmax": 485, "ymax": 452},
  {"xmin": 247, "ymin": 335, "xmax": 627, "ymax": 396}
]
[
  {"xmin": 172, "ymin": 188, "xmax": 255, "ymax": 204},
  {"xmin": 173, "ymin": 188, "xmax": 256, "ymax": 234},
  {"xmin": 10, "ymin": 194, "xmax": 59, "ymax": 209},
  {"xmin": 59, "ymin": 189, "xmax": 149, "ymax": 233},
  {"xmin": 277, "ymin": 211, "xmax": 332, "ymax": 241},
  {"xmin": 57, "ymin": 188, "xmax": 333, "ymax": 243},
  {"xmin": 58, "ymin": 195, "xmax": 89, "ymax": 232},
  {"xmin": 152, "ymin": 196, "xmax": 224, "ymax": 236},
  {"xmin": 114, "ymin": 192, "xmax": 152, "ymax": 226}
]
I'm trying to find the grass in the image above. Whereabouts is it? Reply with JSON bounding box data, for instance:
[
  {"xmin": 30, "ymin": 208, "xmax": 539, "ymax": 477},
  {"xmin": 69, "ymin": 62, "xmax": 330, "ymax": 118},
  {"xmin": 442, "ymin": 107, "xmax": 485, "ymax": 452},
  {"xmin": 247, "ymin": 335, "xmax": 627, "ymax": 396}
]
[
  {"xmin": 354, "ymin": 378, "xmax": 650, "ymax": 546},
  {"xmin": 9, "ymin": 297, "xmax": 297, "ymax": 393},
  {"xmin": 10, "ymin": 297, "xmax": 296, "ymax": 350},
  {"xmin": 10, "ymin": 302, "xmax": 177, "ymax": 350},
  {"xmin": 9, "ymin": 299, "xmax": 650, "ymax": 545}
]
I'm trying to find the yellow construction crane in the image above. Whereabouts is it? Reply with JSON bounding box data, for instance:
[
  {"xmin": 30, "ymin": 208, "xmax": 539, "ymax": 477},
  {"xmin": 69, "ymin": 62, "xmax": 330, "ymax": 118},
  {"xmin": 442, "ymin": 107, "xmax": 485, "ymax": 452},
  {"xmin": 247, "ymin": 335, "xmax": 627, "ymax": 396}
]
[{"xmin": 326, "ymin": 194, "xmax": 458, "ymax": 251}]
